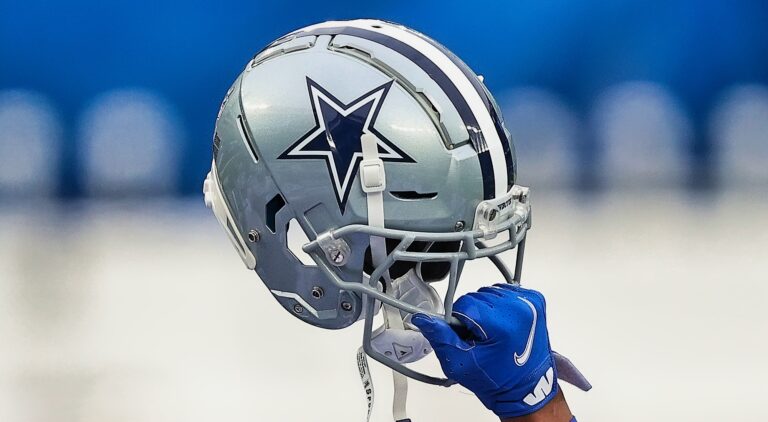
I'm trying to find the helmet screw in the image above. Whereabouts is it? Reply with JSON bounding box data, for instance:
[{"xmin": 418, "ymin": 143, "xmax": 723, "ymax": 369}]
[
  {"xmin": 293, "ymin": 303, "xmax": 304, "ymax": 314},
  {"xmin": 311, "ymin": 286, "xmax": 324, "ymax": 299},
  {"xmin": 454, "ymin": 221, "xmax": 465, "ymax": 232},
  {"xmin": 341, "ymin": 301, "xmax": 353, "ymax": 311},
  {"xmin": 319, "ymin": 236, "xmax": 350, "ymax": 267},
  {"xmin": 247, "ymin": 230, "xmax": 260, "ymax": 243},
  {"xmin": 330, "ymin": 249, "xmax": 345, "ymax": 264}
]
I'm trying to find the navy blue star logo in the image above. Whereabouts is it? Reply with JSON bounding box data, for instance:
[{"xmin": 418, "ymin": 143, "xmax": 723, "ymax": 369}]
[{"xmin": 278, "ymin": 77, "xmax": 414, "ymax": 212}]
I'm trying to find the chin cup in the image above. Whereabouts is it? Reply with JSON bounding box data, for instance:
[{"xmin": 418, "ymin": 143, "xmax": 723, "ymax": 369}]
[{"xmin": 370, "ymin": 270, "xmax": 443, "ymax": 364}]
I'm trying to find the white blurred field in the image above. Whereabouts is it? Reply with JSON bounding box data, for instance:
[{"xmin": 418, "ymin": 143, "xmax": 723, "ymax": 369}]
[{"xmin": 1, "ymin": 191, "xmax": 766, "ymax": 422}]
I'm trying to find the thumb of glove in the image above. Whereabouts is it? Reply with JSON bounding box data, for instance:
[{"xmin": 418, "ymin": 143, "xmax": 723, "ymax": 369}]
[{"xmin": 411, "ymin": 313, "xmax": 465, "ymax": 348}]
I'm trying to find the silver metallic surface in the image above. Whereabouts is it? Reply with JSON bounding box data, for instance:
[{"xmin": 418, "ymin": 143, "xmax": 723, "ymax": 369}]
[{"xmin": 206, "ymin": 19, "xmax": 527, "ymax": 383}]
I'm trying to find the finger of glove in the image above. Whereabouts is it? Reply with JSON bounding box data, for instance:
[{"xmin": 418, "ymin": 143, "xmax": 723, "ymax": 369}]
[
  {"xmin": 477, "ymin": 286, "xmax": 508, "ymax": 298},
  {"xmin": 411, "ymin": 313, "xmax": 468, "ymax": 349},
  {"xmin": 465, "ymin": 291, "xmax": 499, "ymax": 307},
  {"xmin": 493, "ymin": 283, "xmax": 546, "ymax": 309},
  {"xmin": 452, "ymin": 295, "xmax": 493, "ymax": 341},
  {"xmin": 492, "ymin": 282, "xmax": 523, "ymax": 292}
]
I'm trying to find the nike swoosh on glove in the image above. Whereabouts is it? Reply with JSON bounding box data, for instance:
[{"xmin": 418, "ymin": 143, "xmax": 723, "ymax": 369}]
[{"xmin": 411, "ymin": 284, "xmax": 558, "ymax": 419}]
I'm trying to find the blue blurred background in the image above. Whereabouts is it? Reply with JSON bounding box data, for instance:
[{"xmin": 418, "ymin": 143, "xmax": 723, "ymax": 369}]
[
  {"xmin": 2, "ymin": 0, "xmax": 767, "ymax": 198},
  {"xmin": 1, "ymin": 2, "xmax": 768, "ymax": 422}
]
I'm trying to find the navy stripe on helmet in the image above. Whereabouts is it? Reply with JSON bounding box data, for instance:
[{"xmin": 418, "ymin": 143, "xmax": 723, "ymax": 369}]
[
  {"xmin": 297, "ymin": 26, "xmax": 497, "ymax": 200},
  {"xmin": 476, "ymin": 150, "xmax": 495, "ymax": 202},
  {"xmin": 404, "ymin": 27, "xmax": 516, "ymax": 187}
]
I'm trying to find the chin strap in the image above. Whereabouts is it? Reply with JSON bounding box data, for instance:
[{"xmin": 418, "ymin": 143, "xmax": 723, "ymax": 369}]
[{"xmin": 358, "ymin": 133, "xmax": 411, "ymax": 422}]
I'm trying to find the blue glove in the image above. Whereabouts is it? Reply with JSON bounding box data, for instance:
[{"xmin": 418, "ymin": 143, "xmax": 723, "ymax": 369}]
[{"xmin": 411, "ymin": 284, "xmax": 558, "ymax": 419}]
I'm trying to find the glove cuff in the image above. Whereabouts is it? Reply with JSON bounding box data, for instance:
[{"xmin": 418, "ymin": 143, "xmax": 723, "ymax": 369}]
[{"xmin": 492, "ymin": 360, "xmax": 560, "ymax": 418}]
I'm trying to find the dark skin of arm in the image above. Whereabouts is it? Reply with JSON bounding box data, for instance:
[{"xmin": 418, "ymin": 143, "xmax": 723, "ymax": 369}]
[{"xmin": 502, "ymin": 390, "xmax": 572, "ymax": 422}]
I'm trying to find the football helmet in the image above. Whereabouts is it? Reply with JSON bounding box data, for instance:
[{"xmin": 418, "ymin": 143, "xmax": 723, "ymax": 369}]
[{"xmin": 203, "ymin": 19, "xmax": 531, "ymax": 389}]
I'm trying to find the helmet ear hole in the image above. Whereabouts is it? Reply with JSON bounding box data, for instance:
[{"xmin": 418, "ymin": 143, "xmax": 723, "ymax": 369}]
[{"xmin": 286, "ymin": 218, "xmax": 316, "ymax": 266}]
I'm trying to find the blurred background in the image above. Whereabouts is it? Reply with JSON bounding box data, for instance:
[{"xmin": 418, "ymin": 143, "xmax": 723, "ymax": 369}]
[{"xmin": 1, "ymin": 1, "xmax": 766, "ymax": 421}]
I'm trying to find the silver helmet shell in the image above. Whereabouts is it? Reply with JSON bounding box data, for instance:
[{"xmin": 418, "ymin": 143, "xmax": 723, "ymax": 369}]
[{"xmin": 204, "ymin": 19, "xmax": 530, "ymax": 381}]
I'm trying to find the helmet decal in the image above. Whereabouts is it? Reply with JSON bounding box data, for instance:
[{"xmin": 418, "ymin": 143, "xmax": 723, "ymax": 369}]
[{"xmin": 278, "ymin": 77, "xmax": 415, "ymax": 212}]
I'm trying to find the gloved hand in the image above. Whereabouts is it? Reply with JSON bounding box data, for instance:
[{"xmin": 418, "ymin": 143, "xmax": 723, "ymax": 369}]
[{"xmin": 411, "ymin": 284, "xmax": 558, "ymax": 419}]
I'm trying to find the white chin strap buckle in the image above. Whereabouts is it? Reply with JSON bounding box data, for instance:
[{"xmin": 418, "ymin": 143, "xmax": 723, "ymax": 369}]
[
  {"xmin": 370, "ymin": 270, "xmax": 444, "ymax": 364},
  {"xmin": 359, "ymin": 145, "xmax": 386, "ymax": 193}
]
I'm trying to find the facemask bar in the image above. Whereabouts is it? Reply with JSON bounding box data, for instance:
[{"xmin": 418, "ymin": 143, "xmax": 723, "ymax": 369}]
[
  {"xmin": 302, "ymin": 192, "xmax": 531, "ymax": 386},
  {"xmin": 205, "ymin": 159, "xmax": 530, "ymax": 385}
]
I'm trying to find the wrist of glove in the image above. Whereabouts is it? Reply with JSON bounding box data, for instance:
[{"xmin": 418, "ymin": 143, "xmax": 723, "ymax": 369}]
[{"xmin": 412, "ymin": 284, "xmax": 559, "ymax": 419}]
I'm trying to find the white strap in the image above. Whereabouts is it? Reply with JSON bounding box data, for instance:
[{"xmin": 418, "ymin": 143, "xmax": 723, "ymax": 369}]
[
  {"xmin": 360, "ymin": 133, "xmax": 411, "ymax": 422},
  {"xmin": 384, "ymin": 305, "xmax": 409, "ymax": 422},
  {"xmin": 357, "ymin": 347, "xmax": 375, "ymax": 422}
]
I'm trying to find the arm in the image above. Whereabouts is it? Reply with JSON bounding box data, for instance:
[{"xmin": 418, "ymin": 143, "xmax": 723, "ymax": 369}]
[
  {"xmin": 412, "ymin": 284, "xmax": 577, "ymax": 421},
  {"xmin": 503, "ymin": 389, "xmax": 572, "ymax": 422}
]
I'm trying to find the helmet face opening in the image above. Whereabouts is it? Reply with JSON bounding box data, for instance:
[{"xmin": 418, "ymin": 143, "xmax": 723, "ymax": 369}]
[
  {"xmin": 363, "ymin": 239, "xmax": 461, "ymax": 282},
  {"xmin": 303, "ymin": 185, "xmax": 531, "ymax": 321},
  {"xmin": 297, "ymin": 188, "xmax": 530, "ymax": 385}
]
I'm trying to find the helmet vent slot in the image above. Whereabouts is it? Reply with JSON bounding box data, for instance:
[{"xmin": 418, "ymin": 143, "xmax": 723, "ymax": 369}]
[
  {"xmin": 390, "ymin": 191, "xmax": 438, "ymax": 201},
  {"xmin": 265, "ymin": 194, "xmax": 286, "ymax": 233},
  {"xmin": 286, "ymin": 218, "xmax": 316, "ymax": 266}
]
